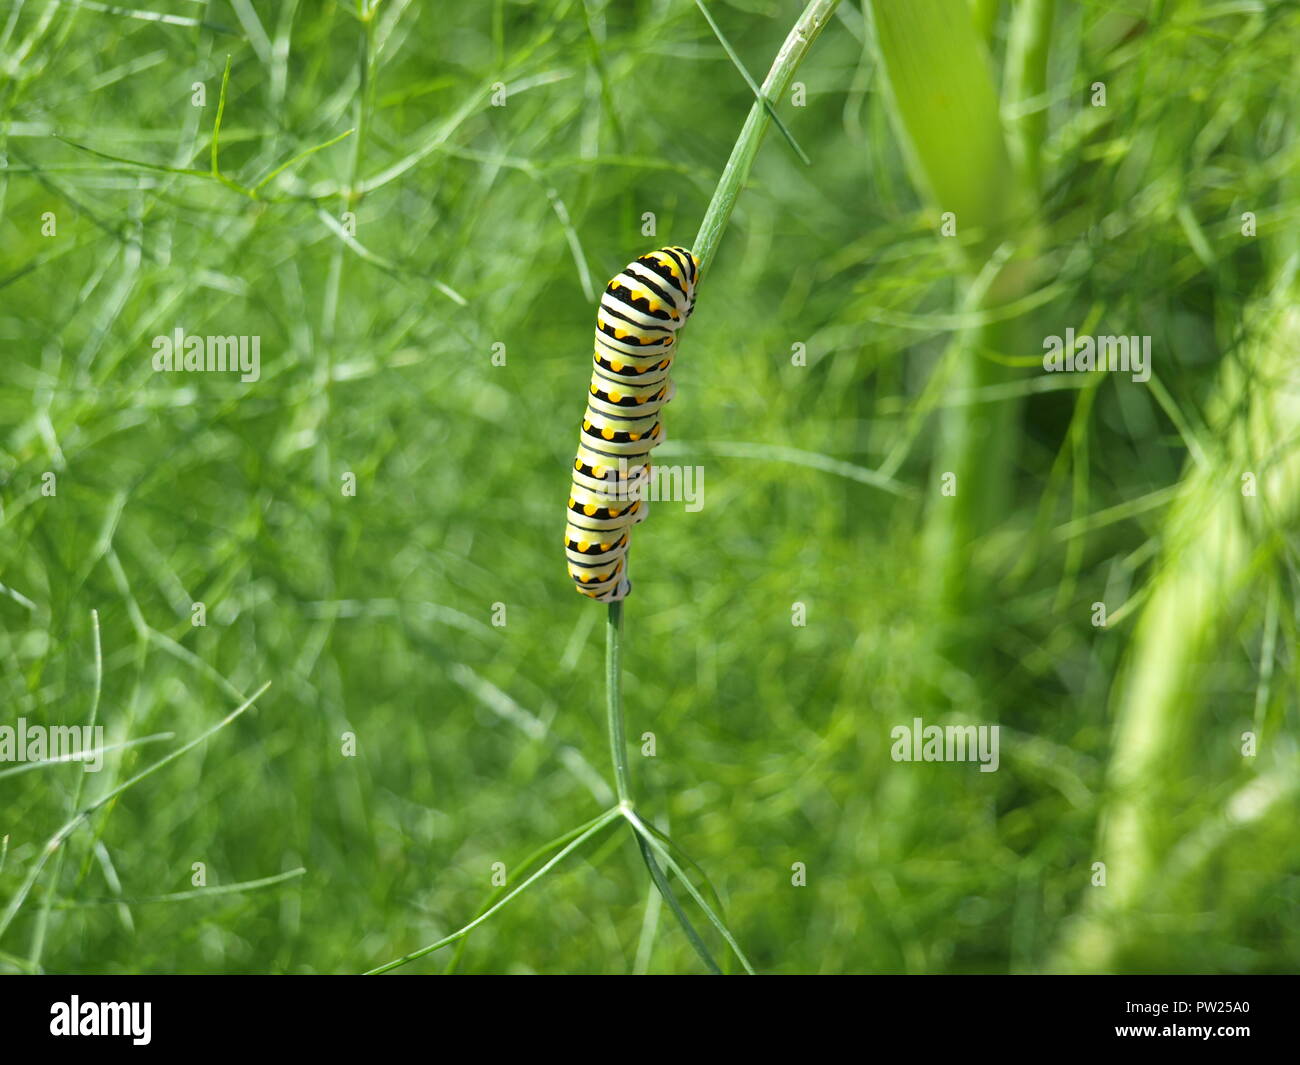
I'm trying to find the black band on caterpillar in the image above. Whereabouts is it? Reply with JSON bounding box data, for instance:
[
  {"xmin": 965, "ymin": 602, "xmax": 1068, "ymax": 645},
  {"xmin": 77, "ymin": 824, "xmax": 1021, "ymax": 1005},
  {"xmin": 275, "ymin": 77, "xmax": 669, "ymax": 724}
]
[{"xmin": 565, "ymin": 246, "xmax": 700, "ymax": 601}]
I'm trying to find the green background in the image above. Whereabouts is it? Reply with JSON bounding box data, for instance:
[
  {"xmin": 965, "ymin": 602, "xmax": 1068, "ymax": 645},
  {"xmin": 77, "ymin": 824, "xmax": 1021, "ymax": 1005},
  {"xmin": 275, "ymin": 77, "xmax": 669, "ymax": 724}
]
[{"xmin": 1, "ymin": 0, "xmax": 1297, "ymax": 974}]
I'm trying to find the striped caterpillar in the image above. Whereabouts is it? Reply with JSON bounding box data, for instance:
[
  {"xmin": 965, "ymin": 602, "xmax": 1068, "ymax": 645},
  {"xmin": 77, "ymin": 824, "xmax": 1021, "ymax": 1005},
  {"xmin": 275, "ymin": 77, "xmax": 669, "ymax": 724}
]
[{"xmin": 565, "ymin": 246, "xmax": 700, "ymax": 601}]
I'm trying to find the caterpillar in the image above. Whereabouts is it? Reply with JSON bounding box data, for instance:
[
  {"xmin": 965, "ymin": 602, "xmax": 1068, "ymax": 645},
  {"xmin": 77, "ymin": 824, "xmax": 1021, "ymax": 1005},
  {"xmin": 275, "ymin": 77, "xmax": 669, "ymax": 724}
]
[{"xmin": 565, "ymin": 246, "xmax": 700, "ymax": 601}]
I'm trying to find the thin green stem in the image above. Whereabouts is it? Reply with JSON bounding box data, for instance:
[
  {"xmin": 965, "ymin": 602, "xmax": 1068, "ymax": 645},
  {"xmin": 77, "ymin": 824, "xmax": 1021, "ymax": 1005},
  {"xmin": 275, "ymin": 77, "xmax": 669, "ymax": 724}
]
[
  {"xmin": 605, "ymin": 601, "xmax": 632, "ymax": 804},
  {"xmin": 603, "ymin": 606, "xmax": 722, "ymax": 973},
  {"xmin": 606, "ymin": 603, "xmax": 737, "ymax": 974},
  {"xmin": 210, "ymin": 54, "xmax": 232, "ymax": 177},
  {"xmin": 599, "ymin": 0, "xmax": 842, "ymax": 975},
  {"xmin": 249, "ymin": 128, "xmax": 355, "ymax": 194},
  {"xmin": 632, "ymin": 866, "xmax": 664, "ymax": 974},
  {"xmin": 693, "ymin": 0, "xmax": 810, "ymax": 166},
  {"xmin": 693, "ymin": 0, "xmax": 840, "ymax": 275}
]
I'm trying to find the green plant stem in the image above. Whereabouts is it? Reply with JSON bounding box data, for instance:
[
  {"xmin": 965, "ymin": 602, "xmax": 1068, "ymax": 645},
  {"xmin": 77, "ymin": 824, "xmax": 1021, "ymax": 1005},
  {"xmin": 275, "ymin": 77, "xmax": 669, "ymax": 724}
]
[
  {"xmin": 605, "ymin": 602, "xmax": 632, "ymax": 805},
  {"xmin": 869, "ymin": 0, "xmax": 1039, "ymax": 658},
  {"xmin": 372, "ymin": 0, "xmax": 844, "ymax": 969},
  {"xmin": 693, "ymin": 0, "xmax": 811, "ymax": 166},
  {"xmin": 693, "ymin": 0, "xmax": 840, "ymax": 275},
  {"xmin": 1004, "ymin": 0, "xmax": 1055, "ymax": 197},
  {"xmin": 971, "ymin": 0, "xmax": 1000, "ymax": 46},
  {"xmin": 624, "ymin": 808, "xmax": 756, "ymax": 974},
  {"xmin": 1057, "ymin": 284, "xmax": 1300, "ymax": 973},
  {"xmin": 600, "ymin": 0, "xmax": 841, "ymax": 976},
  {"xmin": 633, "ymin": 832, "xmax": 722, "ymax": 974},
  {"xmin": 607, "ymin": 603, "xmax": 725, "ymax": 973},
  {"xmin": 607, "ymin": 601, "xmax": 722, "ymax": 971}
]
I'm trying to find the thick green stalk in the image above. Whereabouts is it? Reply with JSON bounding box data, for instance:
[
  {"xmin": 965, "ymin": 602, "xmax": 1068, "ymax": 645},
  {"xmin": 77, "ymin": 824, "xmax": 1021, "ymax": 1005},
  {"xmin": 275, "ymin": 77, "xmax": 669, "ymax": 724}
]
[
  {"xmin": 970, "ymin": 0, "xmax": 1000, "ymax": 46},
  {"xmin": 1059, "ymin": 284, "xmax": 1300, "ymax": 972},
  {"xmin": 1004, "ymin": 0, "xmax": 1055, "ymax": 196},
  {"xmin": 1059, "ymin": 118, "xmax": 1300, "ymax": 971},
  {"xmin": 868, "ymin": 0, "xmax": 1019, "ymax": 256},
  {"xmin": 868, "ymin": 0, "xmax": 1038, "ymax": 641}
]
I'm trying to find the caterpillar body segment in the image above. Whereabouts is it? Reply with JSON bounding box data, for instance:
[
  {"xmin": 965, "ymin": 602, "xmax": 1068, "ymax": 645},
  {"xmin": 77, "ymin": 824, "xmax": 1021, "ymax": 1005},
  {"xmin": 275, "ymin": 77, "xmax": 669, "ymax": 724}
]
[{"xmin": 566, "ymin": 246, "xmax": 700, "ymax": 602}]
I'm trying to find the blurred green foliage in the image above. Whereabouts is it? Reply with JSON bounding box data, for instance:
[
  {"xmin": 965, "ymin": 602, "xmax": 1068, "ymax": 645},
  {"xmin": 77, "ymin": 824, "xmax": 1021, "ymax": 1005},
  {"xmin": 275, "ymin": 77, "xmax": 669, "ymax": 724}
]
[{"xmin": 0, "ymin": 0, "xmax": 1297, "ymax": 974}]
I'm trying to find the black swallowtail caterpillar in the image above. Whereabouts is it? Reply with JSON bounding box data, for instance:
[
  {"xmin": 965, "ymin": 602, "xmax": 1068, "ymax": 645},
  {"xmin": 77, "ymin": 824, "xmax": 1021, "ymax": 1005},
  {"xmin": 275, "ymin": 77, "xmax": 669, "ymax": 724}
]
[{"xmin": 565, "ymin": 246, "xmax": 700, "ymax": 601}]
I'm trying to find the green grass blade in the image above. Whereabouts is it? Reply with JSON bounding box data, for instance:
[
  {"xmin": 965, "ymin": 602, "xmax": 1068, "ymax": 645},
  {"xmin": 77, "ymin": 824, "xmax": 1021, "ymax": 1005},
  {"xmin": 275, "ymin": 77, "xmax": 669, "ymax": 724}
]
[
  {"xmin": 365, "ymin": 806, "xmax": 622, "ymax": 975},
  {"xmin": 634, "ymin": 830, "xmax": 722, "ymax": 974},
  {"xmin": 624, "ymin": 808, "xmax": 755, "ymax": 975},
  {"xmin": 52, "ymin": 867, "xmax": 307, "ymax": 908},
  {"xmin": 442, "ymin": 806, "xmax": 624, "ymax": 973}
]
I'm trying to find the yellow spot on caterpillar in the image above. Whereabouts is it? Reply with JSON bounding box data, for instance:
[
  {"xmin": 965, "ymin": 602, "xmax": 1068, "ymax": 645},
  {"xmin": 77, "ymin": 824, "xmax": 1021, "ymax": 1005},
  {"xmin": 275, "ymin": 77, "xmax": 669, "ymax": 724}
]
[
  {"xmin": 600, "ymin": 542, "xmax": 611, "ymax": 551},
  {"xmin": 609, "ymin": 507, "xmax": 622, "ymax": 517},
  {"xmin": 583, "ymin": 419, "xmax": 591, "ymax": 430},
  {"xmin": 610, "ymin": 360, "xmax": 623, "ymax": 371},
  {"xmin": 601, "ymin": 427, "xmax": 615, "ymax": 440},
  {"xmin": 592, "ymin": 465, "xmax": 605, "ymax": 477},
  {"xmin": 629, "ymin": 432, "xmax": 640, "ymax": 441},
  {"xmin": 584, "ymin": 504, "xmax": 598, "ymax": 516},
  {"xmin": 609, "ymin": 391, "xmax": 622, "ymax": 402}
]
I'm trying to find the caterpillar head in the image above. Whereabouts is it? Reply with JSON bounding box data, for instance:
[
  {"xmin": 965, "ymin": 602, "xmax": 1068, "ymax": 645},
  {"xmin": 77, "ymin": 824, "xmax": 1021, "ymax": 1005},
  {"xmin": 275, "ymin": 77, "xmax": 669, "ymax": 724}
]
[{"xmin": 634, "ymin": 247, "xmax": 698, "ymax": 322}]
